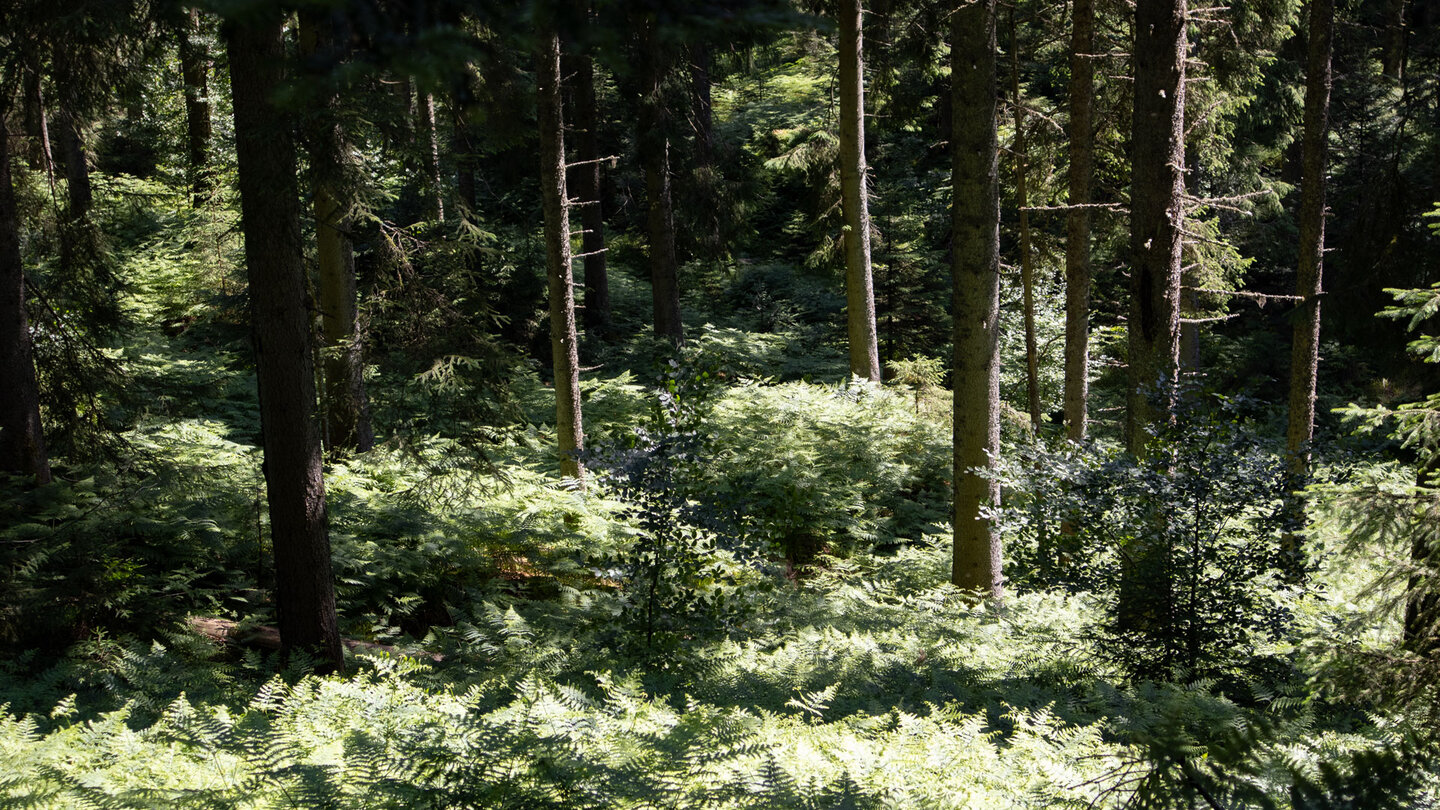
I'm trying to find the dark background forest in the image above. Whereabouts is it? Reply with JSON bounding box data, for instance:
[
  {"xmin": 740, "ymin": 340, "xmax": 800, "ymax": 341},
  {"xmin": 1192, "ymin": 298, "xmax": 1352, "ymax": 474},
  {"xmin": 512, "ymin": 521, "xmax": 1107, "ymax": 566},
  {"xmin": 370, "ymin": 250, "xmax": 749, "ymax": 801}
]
[{"xmin": 1, "ymin": 0, "xmax": 1439, "ymax": 805}]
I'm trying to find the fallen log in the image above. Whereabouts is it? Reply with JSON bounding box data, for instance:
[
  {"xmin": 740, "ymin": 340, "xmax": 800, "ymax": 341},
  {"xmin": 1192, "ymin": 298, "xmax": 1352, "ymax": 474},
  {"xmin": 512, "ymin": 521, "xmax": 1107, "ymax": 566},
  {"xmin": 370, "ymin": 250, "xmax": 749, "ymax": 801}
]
[{"xmin": 186, "ymin": 617, "xmax": 444, "ymax": 663}]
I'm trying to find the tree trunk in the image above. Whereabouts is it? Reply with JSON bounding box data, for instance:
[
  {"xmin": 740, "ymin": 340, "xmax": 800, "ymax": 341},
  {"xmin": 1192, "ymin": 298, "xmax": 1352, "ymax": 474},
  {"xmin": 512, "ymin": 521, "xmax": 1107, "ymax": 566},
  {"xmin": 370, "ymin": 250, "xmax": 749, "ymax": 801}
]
[
  {"xmin": 453, "ymin": 68, "xmax": 481, "ymax": 218},
  {"xmin": 1011, "ymin": 6, "xmax": 1040, "ymax": 430},
  {"xmin": 300, "ymin": 13, "xmax": 373, "ymax": 455},
  {"xmin": 1125, "ymin": 0, "xmax": 1187, "ymax": 458},
  {"xmin": 1283, "ymin": 0, "xmax": 1333, "ymax": 580},
  {"xmin": 0, "ymin": 98, "xmax": 52, "ymax": 485},
  {"xmin": 839, "ymin": 0, "xmax": 881, "ymax": 382},
  {"xmin": 178, "ymin": 8, "xmax": 214, "ymax": 208},
  {"xmin": 1118, "ymin": 0, "xmax": 1186, "ymax": 642},
  {"xmin": 538, "ymin": 31, "xmax": 586, "ymax": 483},
  {"xmin": 951, "ymin": 0, "xmax": 1002, "ymax": 599},
  {"xmin": 55, "ymin": 107, "xmax": 91, "ymax": 222},
  {"xmin": 639, "ymin": 18, "xmax": 684, "ymax": 344},
  {"xmin": 21, "ymin": 69, "xmax": 57, "ymax": 197},
  {"xmin": 419, "ymin": 92, "xmax": 445, "ymax": 222},
  {"xmin": 1063, "ymin": 0, "xmax": 1095, "ymax": 443},
  {"xmin": 226, "ymin": 13, "xmax": 343, "ymax": 673},
  {"xmin": 569, "ymin": 50, "xmax": 612, "ymax": 338},
  {"xmin": 1382, "ymin": 0, "xmax": 1406, "ymax": 81}
]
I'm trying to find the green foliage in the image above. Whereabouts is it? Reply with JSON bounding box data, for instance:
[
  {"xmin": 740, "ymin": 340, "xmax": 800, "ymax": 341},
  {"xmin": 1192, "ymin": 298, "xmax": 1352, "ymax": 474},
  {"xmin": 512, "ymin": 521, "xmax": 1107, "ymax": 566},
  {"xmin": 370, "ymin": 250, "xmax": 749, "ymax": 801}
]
[
  {"xmin": 1000, "ymin": 396, "xmax": 1298, "ymax": 683},
  {"xmin": 698, "ymin": 378, "xmax": 951, "ymax": 567}
]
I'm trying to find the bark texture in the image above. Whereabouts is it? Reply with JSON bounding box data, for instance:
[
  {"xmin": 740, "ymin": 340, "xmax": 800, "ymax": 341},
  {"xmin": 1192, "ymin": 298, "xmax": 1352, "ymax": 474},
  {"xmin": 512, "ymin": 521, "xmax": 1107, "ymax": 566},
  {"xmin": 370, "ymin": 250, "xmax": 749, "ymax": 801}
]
[
  {"xmin": 55, "ymin": 107, "xmax": 92, "ymax": 221},
  {"xmin": 951, "ymin": 0, "xmax": 1003, "ymax": 599},
  {"xmin": 419, "ymin": 92, "xmax": 445, "ymax": 222},
  {"xmin": 1286, "ymin": 0, "xmax": 1332, "ymax": 482},
  {"xmin": 1063, "ymin": 0, "xmax": 1094, "ymax": 442},
  {"xmin": 178, "ymin": 8, "xmax": 214, "ymax": 207},
  {"xmin": 1011, "ymin": 7, "xmax": 1040, "ymax": 429},
  {"xmin": 300, "ymin": 13, "xmax": 373, "ymax": 454},
  {"xmin": 639, "ymin": 17, "xmax": 683, "ymax": 343},
  {"xmin": 538, "ymin": 31, "xmax": 586, "ymax": 482},
  {"xmin": 1119, "ymin": 0, "xmax": 1186, "ymax": 639},
  {"xmin": 1125, "ymin": 0, "xmax": 1187, "ymax": 458},
  {"xmin": 227, "ymin": 14, "xmax": 343, "ymax": 672},
  {"xmin": 1282, "ymin": 0, "xmax": 1333, "ymax": 580},
  {"xmin": 839, "ymin": 0, "xmax": 881, "ymax": 381},
  {"xmin": 0, "ymin": 100, "xmax": 52, "ymax": 485}
]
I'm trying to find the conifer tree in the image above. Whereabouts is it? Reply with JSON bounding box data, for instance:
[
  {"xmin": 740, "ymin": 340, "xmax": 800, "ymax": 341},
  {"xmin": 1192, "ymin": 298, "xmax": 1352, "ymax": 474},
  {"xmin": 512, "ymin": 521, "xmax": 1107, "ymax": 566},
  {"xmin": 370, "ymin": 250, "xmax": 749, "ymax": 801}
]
[
  {"xmin": 1125, "ymin": 0, "xmax": 1187, "ymax": 457},
  {"xmin": 951, "ymin": 0, "xmax": 1002, "ymax": 599},
  {"xmin": 1064, "ymin": 0, "xmax": 1095, "ymax": 442},
  {"xmin": 0, "ymin": 90, "xmax": 51, "ymax": 485},
  {"xmin": 839, "ymin": 0, "xmax": 880, "ymax": 381},
  {"xmin": 226, "ymin": 10, "xmax": 343, "ymax": 672},
  {"xmin": 299, "ymin": 11, "xmax": 374, "ymax": 454},
  {"xmin": 538, "ymin": 26, "xmax": 585, "ymax": 482}
]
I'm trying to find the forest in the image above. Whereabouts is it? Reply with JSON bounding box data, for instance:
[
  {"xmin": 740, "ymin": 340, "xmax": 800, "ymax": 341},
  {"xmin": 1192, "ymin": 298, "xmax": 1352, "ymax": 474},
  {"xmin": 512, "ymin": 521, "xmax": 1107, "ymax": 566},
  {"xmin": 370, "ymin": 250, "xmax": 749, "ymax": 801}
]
[{"xmin": 1, "ymin": 0, "xmax": 1439, "ymax": 806}]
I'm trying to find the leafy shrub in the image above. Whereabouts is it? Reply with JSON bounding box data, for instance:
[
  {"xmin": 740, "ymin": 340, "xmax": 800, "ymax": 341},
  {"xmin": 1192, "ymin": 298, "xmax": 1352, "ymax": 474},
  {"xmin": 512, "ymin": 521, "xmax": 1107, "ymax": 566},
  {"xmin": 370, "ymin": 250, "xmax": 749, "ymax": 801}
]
[
  {"xmin": 587, "ymin": 354, "xmax": 760, "ymax": 653},
  {"xmin": 999, "ymin": 396, "xmax": 1297, "ymax": 682}
]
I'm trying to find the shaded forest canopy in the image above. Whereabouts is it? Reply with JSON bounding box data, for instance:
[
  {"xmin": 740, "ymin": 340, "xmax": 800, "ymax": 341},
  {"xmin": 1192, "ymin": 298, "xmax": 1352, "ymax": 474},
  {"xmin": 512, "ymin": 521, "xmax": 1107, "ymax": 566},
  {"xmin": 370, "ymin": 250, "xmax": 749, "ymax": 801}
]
[{"xmin": 1, "ymin": 0, "xmax": 1440, "ymax": 805}]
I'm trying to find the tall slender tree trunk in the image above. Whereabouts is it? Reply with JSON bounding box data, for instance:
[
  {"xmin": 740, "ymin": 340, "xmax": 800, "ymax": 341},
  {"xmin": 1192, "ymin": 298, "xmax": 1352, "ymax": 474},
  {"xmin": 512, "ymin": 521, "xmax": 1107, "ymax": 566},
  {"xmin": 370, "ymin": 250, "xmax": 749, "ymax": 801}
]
[
  {"xmin": 538, "ymin": 30, "xmax": 585, "ymax": 482},
  {"xmin": 55, "ymin": 107, "xmax": 91, "ymax": 222},
  {"xmin": 1382, "ymin": 0, "xmax": 1406, "ymax": 80},
  {"xmin": 1119, "ymin": 0, "xmax": 1186, "ymax": 642},
  {"xmin": 226, "ymin": 13, "xmax": 343, "ymax": 673},
  {"xmin": 1064, "ymin": 0, "xmax": 1095, "ymax": 442},
  {"xmin": 179, "ymin": 8, "xmax": 214, "ymax": 207},
  {"xmin": 568, "ymin": 50, "xmax": 612, "ymax": 338},
  {"xmin": 1125, "ymin": 0, "xmax": 1187, "ymax": 458},
  {"xmin": 419, "ymin": 92, "xmax": 445, "ymax": 222},
  {"xmin": 300, "ymin": 13, "xmax": 373, "ymax": 455},
  {"xmin": 639, "ymin": 17, "xmax": 684, "ymax": 344},
  {"xmin": 21, "ymin": 69, "xmax": 57, "ymax": 196},
  {"xmin": 951, "ymin": 0, "xmax": 1002, "ymax": 599},
  {"xmin": 1010, "ymin": 6, "xmax": 1040, "ymax": 429},
  {"xmin": 1283, "ymin": 0, "xmax": 1333, "ymax": 579},
  {"xmin": 0, "ymin": 97, "xmax": 52, "ymax": 485},
  {"xmin": 839, "ymin": 0, "xmax": 881, "ymax": 382}
]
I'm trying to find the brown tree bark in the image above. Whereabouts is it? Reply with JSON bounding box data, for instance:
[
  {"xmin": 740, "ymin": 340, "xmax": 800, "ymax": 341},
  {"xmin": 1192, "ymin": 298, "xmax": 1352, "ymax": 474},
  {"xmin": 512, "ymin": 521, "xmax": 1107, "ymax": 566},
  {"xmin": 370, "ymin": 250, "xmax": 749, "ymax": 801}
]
[
  {"xmin": 55, "ymin": 107, "xmax": 91, "ymax": 222},
  {"xmin": 299, "ymin": 12, "xmax": 373, "ymax": 455},
  {"xmin": 638, "ymin": 17, "xmax": 684, "ymax": 344},
  {"xmin": 178, "ymin": 8, "xmax": 214, "ymax": 208},
  {"xmin": 1118, "ymin": 0, "xmax": 1186, "ymax": 641},
  {"xmin": 0, "ymin": 96, "xmax": 52, "ymax": 485},
  {"xmin": 1283, "ymin": 0, "xmax": 1333, "ymax": 579},
  {"xmin": 538, "ymin": 30, "xmax": 586, "ymax": 483},
  {"xmin": 1010, "ymin": 6, "xmax": 1040, "ymax": 429},
  {"xmin": 1063, "ymin": 0, "xmax": 1095, "ymax": 443},
  {"xmin": 568, "ymin": 50, "xmax": 612, "ymax": 338},
  {"xmin": 1125, "ymin": 0, "xmax": 1187, "ymax": 458},
  {"xmin": 21, "ymin": 68, "xmax": 57, "ymax": 196},
  {"xmin": 839, "ymin": 0, "xmax": 881, "ymax": 382},
  {"xmin": 419, "ymin": 92, "xmax": 445, "ymax": 222},
  {"xmin": 226, "ymin": 13, "xmax": 343, "ymax": 673},
  {"xmin": 951, "ymin": 0, "xmax": 1002, "ymax": 599}
]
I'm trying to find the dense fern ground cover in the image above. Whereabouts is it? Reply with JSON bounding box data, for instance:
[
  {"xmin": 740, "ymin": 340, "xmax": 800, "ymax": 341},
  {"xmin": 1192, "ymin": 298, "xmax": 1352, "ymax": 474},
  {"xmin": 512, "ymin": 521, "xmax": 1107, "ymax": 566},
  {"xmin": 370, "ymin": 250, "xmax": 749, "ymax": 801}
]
[
  {"xmin": 4, "ymin": 49, "xmax": 1439, "ymax": 810},
  {"xmin": 0, "ymin": 186, "xmax": 1432, "ymax": 807}
]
